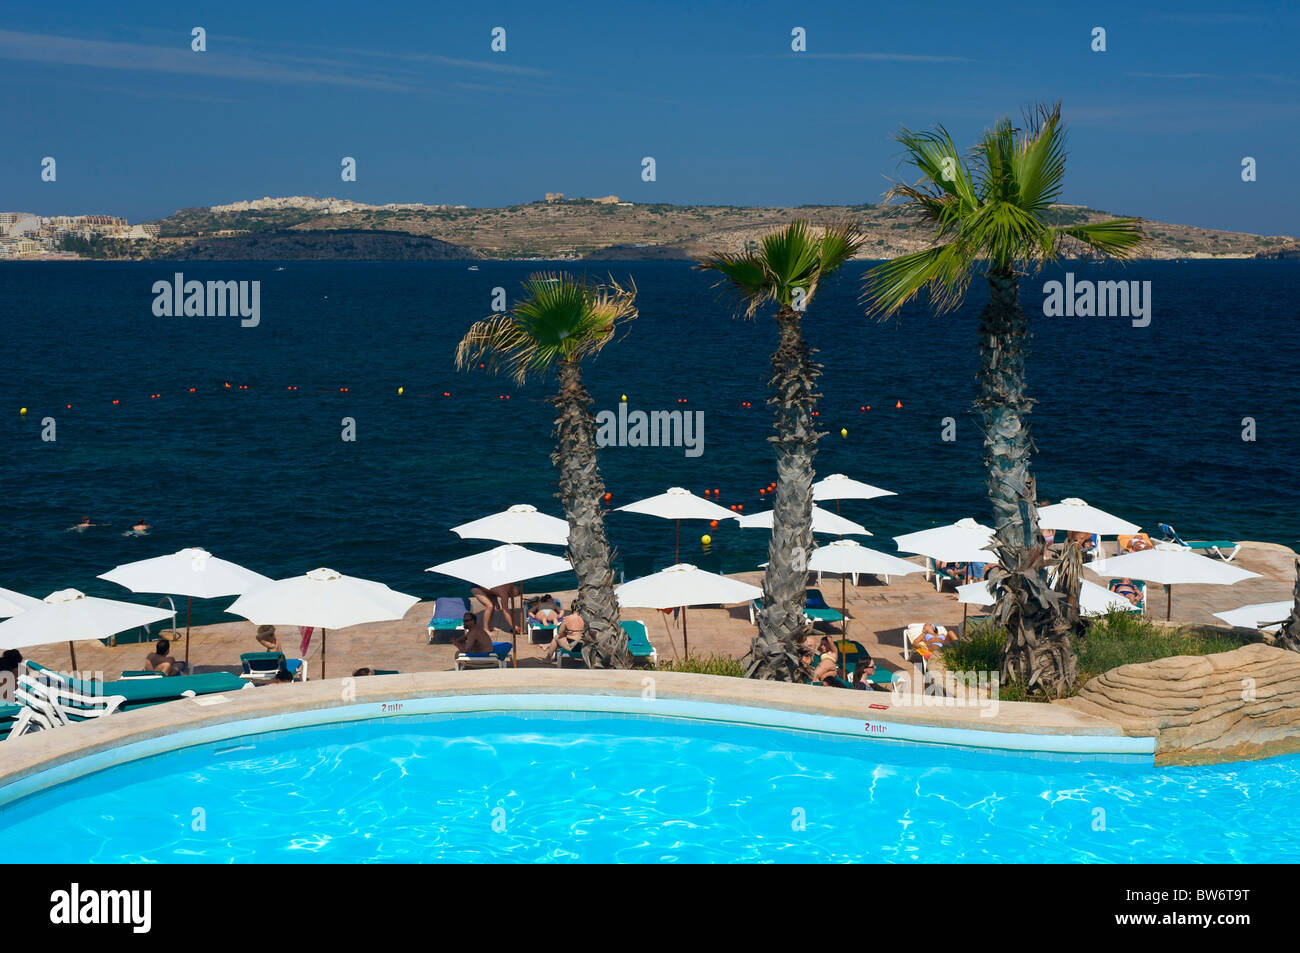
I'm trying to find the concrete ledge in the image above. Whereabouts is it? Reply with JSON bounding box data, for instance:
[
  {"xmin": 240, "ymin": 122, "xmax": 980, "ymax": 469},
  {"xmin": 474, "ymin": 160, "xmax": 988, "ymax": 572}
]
[{"xmin": 0, "ymin": 670, "xmax": 1153, "ymax": 806}]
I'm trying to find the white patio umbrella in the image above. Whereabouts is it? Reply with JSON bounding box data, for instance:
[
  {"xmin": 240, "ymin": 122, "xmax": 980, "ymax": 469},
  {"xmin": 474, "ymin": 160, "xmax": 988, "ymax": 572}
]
[
  {"xmin": 1086, "ymin": 546, "xmax": 1261, "ymax": 620},
  {"xmin": 737, "ymin": 505, "xmax": 871, "ymax": 537},
  {"xmin": 807, "ymin": 540, "xmax": 923, "ymax": 639},
  {"xmin": 227, "ymin": 568, "xmax": 419, "ymax": 679},
  {"xmin": 0, "ymin": 586, "xmax": 42, "ymax": 619},
  {"xmin": 616, "ymin": 563, "xmax": 761, "ymax": 657},
  {"xmin": 615, "ymin": 487, "xmax": 737, "ymax": 562},
  {"xmin": 0, "ymin": 589, "xmax": 173, "ymax": 671},
  {"xmin": 451, "ymin": 504, "xmax": 569, "ymax": 547},
  {"xmin": 1037, "ymin": 498, "xmax": 1141, "ymax": 547},
  {"xmin": 956, "ymin": 576, "xmax": 1136, "ymax": 617},
  {"xmin": 812, "ymin": 473, "xmax": 897, "ymax": 504},
  {"xmin": 99, "ymin": 548, "xmax": 272, "ymax": 672},
  {"xmin": 427, "ymin": 544, "xmax": 573, "ymax": 664},
  {"xmin": 894, "ymin": 518, "xmax": 998, "ymax": 564},
  {"xmin": 1213, "ymin": 601, "xmax": 1292, "ymax": 633}
]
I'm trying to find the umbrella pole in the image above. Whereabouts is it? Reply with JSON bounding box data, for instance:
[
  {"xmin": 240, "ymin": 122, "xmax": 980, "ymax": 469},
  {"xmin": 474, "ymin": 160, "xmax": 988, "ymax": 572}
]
[
  {"xmin": 840, "ymin": 573, "xmax": 847, "ymax": 680},
  {"xmin": 1167, "ymin": 586, "xmax": 1172, "ymax": 622},
  {"xmin": 184, "ymin": 595, "xmax": 193, "ymax": 674},
  {"xmin": 675, "ymin": 519, "xmax": 680, "ymax": 564},
  {"xmin": 68, "ymin": 641, "xmax": 77, "ymax": 674},
  {"xmin": 682, "ymin": 606, "xmax": 689, "ymax": 658},
  {"xmin": 321, "ymin": 629, "xmax": 327, "ymax": 680},
  {"xmin": 660, "ymin": 612, "xmax": 680, "ymax": 660}
]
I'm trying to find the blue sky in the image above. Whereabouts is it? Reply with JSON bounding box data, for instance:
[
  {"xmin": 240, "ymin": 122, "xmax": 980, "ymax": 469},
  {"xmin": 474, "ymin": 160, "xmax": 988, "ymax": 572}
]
[{"xmin": 1, "ymin": 0, "xmax": 1296, "ymax": 234}]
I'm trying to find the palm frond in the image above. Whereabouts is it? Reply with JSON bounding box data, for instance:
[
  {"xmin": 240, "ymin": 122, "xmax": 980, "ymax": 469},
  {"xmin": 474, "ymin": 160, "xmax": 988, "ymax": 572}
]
[
  {"xmin": 455, "ymin": 273, "xmax": 638, "ymax": 386},
  {"xmin": 862, "ymin": 243, "xmax": 974, "ymax": 317},
  {"xmin": 1051, "ymin": 218, "xmax": 1146, "ymax": 259}
]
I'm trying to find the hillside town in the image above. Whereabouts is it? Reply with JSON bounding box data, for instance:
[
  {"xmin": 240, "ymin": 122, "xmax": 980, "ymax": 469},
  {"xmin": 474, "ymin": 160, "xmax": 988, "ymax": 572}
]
[{"xmin": 0, "ymin": 212, "xmax": 159, "ymax": 259}]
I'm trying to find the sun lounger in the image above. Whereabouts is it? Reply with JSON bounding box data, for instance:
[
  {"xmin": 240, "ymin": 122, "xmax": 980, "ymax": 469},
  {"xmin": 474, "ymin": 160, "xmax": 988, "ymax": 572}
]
[
  {"xmin": 455, "ymin": 641, "xmax": 514, "ymax": 671},
  {"xmin": 926, "ymin": 560, "xmax": 965, "ymax": 592},
  {"xmin": 1107, "ymin": 578, "xmax": 1146, "ymax": 614},
  {"xmin": 0, "ymin": 701, "xmax": 39, "ymax": 740},
  {"xmin": 1186, "ymin": 540, "xmax": 1241, "ymax": 561},
  {"xmin": 621, "ymin": 620, "xmax": 657, "ymax": 664},
  {"xmin": 24, "ymin": 661, "xmax": 250, "ymax": 711},
  {"xmin": 526, "ymin": 598, "xmax": 563, "ymax": 645},
  {"xmin": 428, "ymin": 596, "xmax": 470, "ymax": 644},
  {"xmin": 119, "ymin": 670, "xmax": 165, "ymax": 679},
  {"xmin": 834, "ymin": 639, "xmax": 899, "ymax": 692},
  {"xmin": 555, "ymin": 641, "xmax": 586, "ymax": 668},
  {"xmin": 240, "ymin": 652, "xmax": 289, "ymax": 682},
  {"xmin": 748, "ymin": 592, "xmax": 845, "ymax": 627},
  {"xmin": 803, "ymin": 589, "xmax": 845, "ymax": 624},
  {"xmin": 16, "ymin": 674, "xmax": 127, "ymax": 727},
  {"xmin": 1156, "ymin": 524, "xmax": 1240, "ymax": 562}
]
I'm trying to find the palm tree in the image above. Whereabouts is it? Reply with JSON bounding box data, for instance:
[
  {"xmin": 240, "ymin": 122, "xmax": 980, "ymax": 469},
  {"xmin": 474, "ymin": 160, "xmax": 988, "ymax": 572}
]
[
  {"xmin": 863, "ymin": 102, "xmax": 1145, "ymax": 694},
  {"xmin": 455, "ymin": 273, "xmax": 637, "ymax": 669},
  {"xmin": 697, "ymin": 220, "xmax": 865, "ymax": 680}
]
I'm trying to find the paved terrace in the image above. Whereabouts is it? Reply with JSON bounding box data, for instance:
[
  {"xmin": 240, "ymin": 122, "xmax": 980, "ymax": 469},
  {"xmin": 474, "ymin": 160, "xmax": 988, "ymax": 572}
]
[{"xmin": 27, "ymin": 541, "xmax": 1297, "ymax": 682}]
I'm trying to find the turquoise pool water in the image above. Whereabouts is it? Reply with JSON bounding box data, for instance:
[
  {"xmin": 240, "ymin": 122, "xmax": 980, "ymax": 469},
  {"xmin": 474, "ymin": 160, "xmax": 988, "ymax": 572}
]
[{"xmin": 1, "ymin": 712, "xmax": 1296, "ymax": 863}]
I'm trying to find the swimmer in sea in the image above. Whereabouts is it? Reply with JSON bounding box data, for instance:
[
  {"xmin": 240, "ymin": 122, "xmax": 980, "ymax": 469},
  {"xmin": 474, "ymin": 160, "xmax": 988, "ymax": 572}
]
[
  {"xmin": 70, "ymin": 516, "xmax": 97, "ymax": 532},
  {"xmin": 131, "ymin": 518, "xmax": 150, "ymax": 534}
]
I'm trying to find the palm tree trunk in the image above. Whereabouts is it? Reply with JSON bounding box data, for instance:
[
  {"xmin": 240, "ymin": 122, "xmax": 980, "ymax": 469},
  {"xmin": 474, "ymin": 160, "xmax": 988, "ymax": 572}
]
[
  {"xmin": 552, "ymin": 360, "xmax": 629, "ymax": 668},
  {"xmin": 1277, "ymin": 560, "xmax": 1300, "ymax": 653},
  {"xmin": 746, "ymin": 308, "xmax": 819, "ymax": 681},
  {"xmin": 974, "ymin": 268, "xmax": 1076, "ymax": 694}
]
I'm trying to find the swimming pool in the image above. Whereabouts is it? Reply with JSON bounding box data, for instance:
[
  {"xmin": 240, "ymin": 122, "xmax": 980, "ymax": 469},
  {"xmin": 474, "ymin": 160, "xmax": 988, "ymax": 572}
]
[{"xmin": 1, "ymin": 711, "xmax": 1295, "ymax": 863}]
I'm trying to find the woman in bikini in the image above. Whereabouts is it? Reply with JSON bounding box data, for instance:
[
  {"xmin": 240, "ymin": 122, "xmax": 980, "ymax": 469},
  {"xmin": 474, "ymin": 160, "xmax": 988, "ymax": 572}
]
[{"xmin": 540, "ymin": 609, "xmax": 585, "ymax": 662}]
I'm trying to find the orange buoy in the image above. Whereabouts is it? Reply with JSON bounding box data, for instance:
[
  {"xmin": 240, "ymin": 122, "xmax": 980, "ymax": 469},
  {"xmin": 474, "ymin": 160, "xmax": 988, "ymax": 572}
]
[
  {"xmin": 895, "ymin": 400, "xmax": 902, "ymax": 408},
  {"xmin": 709, "ymin": 520, "xmax": 718, "ymax": 529}
]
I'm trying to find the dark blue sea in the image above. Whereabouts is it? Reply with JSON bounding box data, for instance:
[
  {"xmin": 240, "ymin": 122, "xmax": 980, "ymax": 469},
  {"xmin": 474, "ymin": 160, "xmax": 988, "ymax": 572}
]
[{"xmin": 1, "ymin": 260, "xmax": 1296, "ymax": 623}]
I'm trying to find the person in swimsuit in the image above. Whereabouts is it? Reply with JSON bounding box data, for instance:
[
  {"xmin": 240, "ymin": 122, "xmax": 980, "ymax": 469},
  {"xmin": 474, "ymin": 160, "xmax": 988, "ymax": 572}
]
[
  {"xmin": 529, "ymin": 596, "xmax": 561, "ymax": 628},
  {"xmin": 851, "ymin": 649, "xmax": 878, "ymax": 690},
  {"xmin": 471, "ymin": 583, "xmax": 521, "ymax": 633},
  {"xmin": 910, "ymin": 623, "xmax": 954, "ymax": 659},
  {"xmin": 1112, "ymin": 577, "xmax": 1143, "ymax": 607},
  {"xmin": 540, "ymin": 610, "xmax": 585, "ymax": 662},
  {"xmin": 452, "ymin": 612, "xmax": 494, "ymax": 657},
  {"xmin": 144, "ymin": 639, "xmax": 185, "ymax": 676}
]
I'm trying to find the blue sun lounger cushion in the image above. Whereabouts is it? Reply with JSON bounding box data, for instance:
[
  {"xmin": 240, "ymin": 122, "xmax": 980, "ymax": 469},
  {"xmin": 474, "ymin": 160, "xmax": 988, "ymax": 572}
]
[{"xmin": 428, "ymin": 597, "xmax": 470, "ymax": 643}]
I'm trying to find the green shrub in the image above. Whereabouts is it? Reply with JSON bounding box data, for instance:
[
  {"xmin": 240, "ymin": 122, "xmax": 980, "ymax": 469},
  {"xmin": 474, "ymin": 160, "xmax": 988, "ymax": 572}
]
[
  {"xmin": 939, "ymin": 618, "xmax": 1004, "ymax": 673},
  {"xmin": 654, "ymin": 654, "xmax": 746, "ymax": 677}
]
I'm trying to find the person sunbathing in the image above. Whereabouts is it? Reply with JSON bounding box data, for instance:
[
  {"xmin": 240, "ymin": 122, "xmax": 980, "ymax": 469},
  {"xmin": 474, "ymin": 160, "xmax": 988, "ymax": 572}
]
[
  {"xmin": 1112, "ymin": 577, "xmax": 1143, "ymax": 606},
  {"xmin": 910, "ymin": 623, "xmax": 955, "ymax": 659},
  {"xmin": 801, "ymin": 633, "xmax": 839, "ymax": 685},
  {"xmin": 540, "ymin": 610, "xmax": 585, "ymax": 662},
  {"xmin": 529, "ymin": 596, "xmax": 561, "ymax": 627},
  {"xmin": 1124, "ymin": 534, "xmax": 1153, "ymax": 553},
  {"xmin": 471, "ymin": 583, "xmax": 521, "ymax": 633},
  {"xmin": 452, "ymin": 612, "xmax": 494, "ymax": 657},
  {"xmin": 145, "ymin": 639, "xmax": 185, "ymax": 676}
]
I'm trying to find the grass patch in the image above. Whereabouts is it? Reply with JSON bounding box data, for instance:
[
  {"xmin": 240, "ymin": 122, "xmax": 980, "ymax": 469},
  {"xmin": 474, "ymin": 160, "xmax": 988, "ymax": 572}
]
[
  {"xmin": 654, "ymin": 654, "xmax": 746, "ymax": 677},
  {"xmin": 1075, "ymin": 610, "xmax": 1248, "ymax": 685},
  {"xmin": 938, "ymin": 611, "xmax": 1253, "ymax": 702}
]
